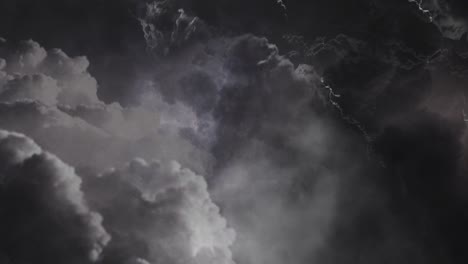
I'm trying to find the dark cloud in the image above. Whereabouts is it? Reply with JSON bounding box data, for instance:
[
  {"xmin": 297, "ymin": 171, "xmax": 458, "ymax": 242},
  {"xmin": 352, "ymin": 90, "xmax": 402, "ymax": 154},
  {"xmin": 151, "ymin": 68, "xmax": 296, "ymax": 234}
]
[
  {"xmin": 0, "ymin": 130, "xmax": 110, "ymax": 264},
  {"xmin": 212, "ymin": 34, "xmax": 322, "ymax": 164},
  {"xmin": 134, "ymin": 4, "xmax": 468, "ymax": 262},
  {"xmin": 0, "ymin": 35, "xmax": 235, "ymax": 264},
  {"xmin": 0, "ymin": 129, "xmax": 234, "ymax": 264}
]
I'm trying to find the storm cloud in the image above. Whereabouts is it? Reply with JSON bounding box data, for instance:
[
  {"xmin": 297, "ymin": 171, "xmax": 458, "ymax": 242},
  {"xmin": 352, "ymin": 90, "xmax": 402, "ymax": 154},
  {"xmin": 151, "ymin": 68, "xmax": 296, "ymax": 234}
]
[{"xmin": 1, "ymin": 0, "xmax": 468, "ymax": 264}]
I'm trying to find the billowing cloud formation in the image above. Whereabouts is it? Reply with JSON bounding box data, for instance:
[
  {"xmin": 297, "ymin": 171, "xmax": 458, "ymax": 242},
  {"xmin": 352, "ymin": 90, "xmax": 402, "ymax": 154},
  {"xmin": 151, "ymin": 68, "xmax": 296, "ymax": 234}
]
[
  {"xmin": 139, "ymin": 14, "xmax": 359, "ymax": 261},
  {"xmin": 83, "ymin": 158, "xmax": 236, "ymax": 264},
  {"xmin": 4, "ymin": 0, "xmax": 468, "ymax": 263},
  {"xmin": 0, "ymin": 13, "xmax": 344, "ymax": 264},
  {"xmin": 139, "ymin": 1, "xmax": 209, "ymax": 56},
  {"xmin": 0, "ymin": 39, "xmax": 100, "ymax": 106},
  {"xmin": 0, "ymin": 129, "xmax": 235, "ymax": 264},
  {"xmin": 0, "ymin": 130, "xmax": 110, "ymax": 264},
  {"xmin": 207, "ymin": 34, "xmax": 360, "ymax": 264},
  {"xmin": 1, "ymin": 0, "xmax": 468, "ymax": 264},
  {"xmin": 136, "ymin": 5, "xmax": 388, "ymax": 263},
  {"xmin": 0, "ymin": 36, "xmax": 238, "ymax": 264},
  {"xmin": 0, "ymin": 39, "xmax": 212, "ymax": 173}
]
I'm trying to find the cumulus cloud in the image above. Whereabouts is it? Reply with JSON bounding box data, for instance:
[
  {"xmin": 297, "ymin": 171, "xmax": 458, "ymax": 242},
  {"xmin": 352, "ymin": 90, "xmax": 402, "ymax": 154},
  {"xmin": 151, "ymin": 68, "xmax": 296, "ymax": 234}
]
[
  {"xmin": 0, "ymin": 39, "xmax": 213, "ymax": 173},
  {"xmin": 0, "ymin": 130, "xmax": 110, "ymax": 264},
  {"xmin": 83, "ymin": 158, "xmax": 236, "ymax": 264},
  {"xmin": 0, "ymin": 39, "xmax": 100, "ymax": 106},
  {"xmin": 135, "ymin": 5, "xmax": 371, "ymax": 262},
  {"xmin": 0, "ymin": 129, "xmax": 234, "ymax": 264},
  {"xmin": 0, "ymin": 36, "xmax": 235, "ymax": 264},
  {"xmin": 1, "ymin": 0, "xmax": 467, "ymax": 263}
]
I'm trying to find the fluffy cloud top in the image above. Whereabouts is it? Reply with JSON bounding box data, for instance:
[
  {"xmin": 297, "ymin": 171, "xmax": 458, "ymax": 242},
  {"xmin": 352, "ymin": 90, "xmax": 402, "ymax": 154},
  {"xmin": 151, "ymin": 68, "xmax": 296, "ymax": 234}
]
[
  {"xmin": 0, "ymin": 40, "xmax": 100, "ymax": 106},
  {"xmin": 84, "ymin": 158, "xmax": 236, "ymax": 264}
]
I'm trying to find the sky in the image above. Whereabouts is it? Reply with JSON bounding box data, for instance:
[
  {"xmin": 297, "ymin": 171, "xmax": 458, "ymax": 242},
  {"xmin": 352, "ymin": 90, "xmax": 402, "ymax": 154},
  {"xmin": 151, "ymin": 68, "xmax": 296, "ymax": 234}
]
[{"xmin": 0, "ymin": 0, "xmax": 468, "ymax": 264}]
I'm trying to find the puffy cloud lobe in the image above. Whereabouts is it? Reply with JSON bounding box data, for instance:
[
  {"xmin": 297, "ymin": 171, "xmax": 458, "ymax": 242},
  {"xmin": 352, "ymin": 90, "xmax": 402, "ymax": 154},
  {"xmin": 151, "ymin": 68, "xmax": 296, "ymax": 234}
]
[
  {"xmin": 0, "ymin": 130, "xmax": 110, "ymax": 264},
  {"xmin": 0, "ymin": 39, "xmax": 99, "ymax": 106},
  {"xmin": 42, "ymin": 48, "xmax": 100, "ymax": 106},
  {"xmin": 83, "ymin": 158, "xmax": 235, "ymax": 264},
  {"xmin": 0, "ymin": 73, "xmax": 61, "ymax": 105}
]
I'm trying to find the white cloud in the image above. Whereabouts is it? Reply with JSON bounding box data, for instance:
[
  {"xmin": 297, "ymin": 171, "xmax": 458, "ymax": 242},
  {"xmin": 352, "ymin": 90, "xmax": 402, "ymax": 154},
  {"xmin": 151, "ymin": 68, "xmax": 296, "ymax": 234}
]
[{"xmin": 85, "ymin": 158, "xmax": 236, "ymax": 264}]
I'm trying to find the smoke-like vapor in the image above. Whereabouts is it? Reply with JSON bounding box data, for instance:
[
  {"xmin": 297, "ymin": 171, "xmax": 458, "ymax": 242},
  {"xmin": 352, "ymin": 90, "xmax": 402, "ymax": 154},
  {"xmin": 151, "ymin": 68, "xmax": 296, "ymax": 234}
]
[{"xmin": 136, "ymin": 4, "xmax": 380, "ymax": 264}]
